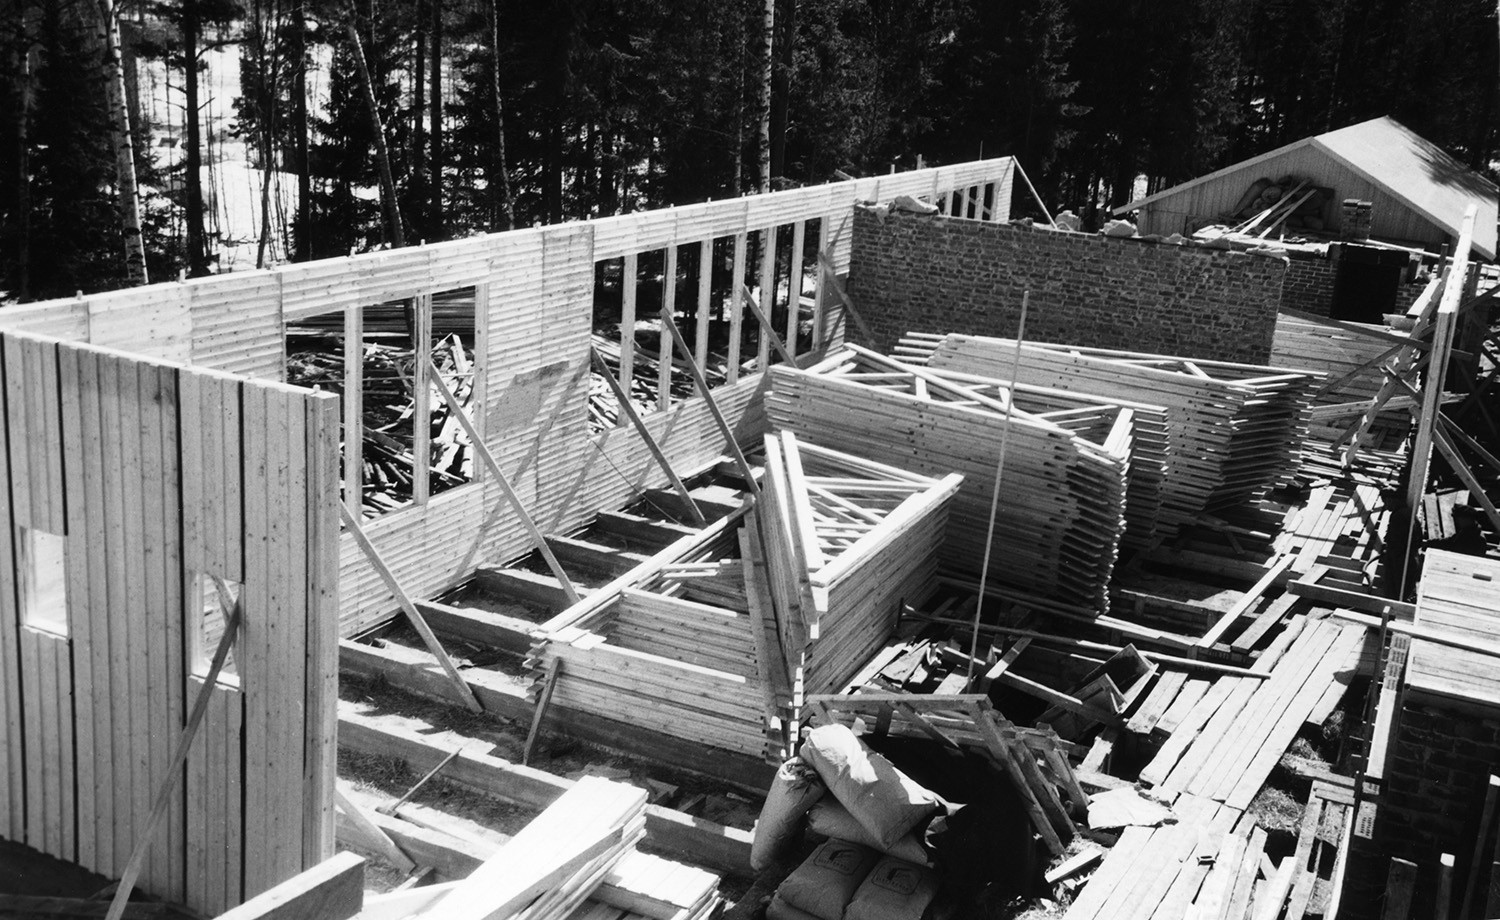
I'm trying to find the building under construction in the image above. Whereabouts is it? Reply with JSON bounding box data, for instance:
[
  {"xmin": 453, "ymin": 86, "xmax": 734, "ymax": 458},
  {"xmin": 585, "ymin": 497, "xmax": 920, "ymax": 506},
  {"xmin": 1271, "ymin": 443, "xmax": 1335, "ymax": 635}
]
[{"xmin": 0, "ymin": 144, "xmax": 1498, "ymax": 920}]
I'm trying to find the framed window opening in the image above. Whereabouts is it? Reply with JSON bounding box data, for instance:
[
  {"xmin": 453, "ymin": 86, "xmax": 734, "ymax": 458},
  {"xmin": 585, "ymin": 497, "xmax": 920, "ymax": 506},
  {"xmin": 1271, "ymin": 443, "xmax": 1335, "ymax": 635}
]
[
  {"xmin": 285, "ymin": 284, "xmax": 484, "ymax": 518},
  {"xmin": 188, "ymin": 573, "xmax": 241, "ymax": 686},
  {"xmin": 18, "ymin": 526, "xmax": 68, "ymax": 636}
]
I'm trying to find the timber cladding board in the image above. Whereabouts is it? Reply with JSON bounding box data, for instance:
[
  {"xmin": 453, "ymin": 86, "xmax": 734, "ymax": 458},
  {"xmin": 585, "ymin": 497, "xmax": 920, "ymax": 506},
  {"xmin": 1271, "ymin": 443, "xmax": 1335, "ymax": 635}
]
[{"xmin": 0, "ymin": 329, "xmax": 340, "ymax": 917}]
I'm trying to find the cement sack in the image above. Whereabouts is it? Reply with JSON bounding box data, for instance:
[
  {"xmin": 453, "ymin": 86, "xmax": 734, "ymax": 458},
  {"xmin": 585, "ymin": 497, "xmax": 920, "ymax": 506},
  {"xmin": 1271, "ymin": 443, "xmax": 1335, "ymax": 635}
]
[
  {"xmin": 845, "ymin": 856, "xmax": 939, "ymax": 920},
  {"xmin": 752, "ymin": 757, "xmax": 827, "ymax": 872},
  {"xmin": 776, "ymin": 838, "xmax": 880, "ymax": 920},
  {"xmin": 802, "ymin": 723, "xmax": 940, "ymax": 850},
  {"xmin": 766, "ymin": 893, "xmax": 826, "ymax": 920},
  {"xmin": 806, "ymin": 799, "xmax": 930, "ymax": 866}
]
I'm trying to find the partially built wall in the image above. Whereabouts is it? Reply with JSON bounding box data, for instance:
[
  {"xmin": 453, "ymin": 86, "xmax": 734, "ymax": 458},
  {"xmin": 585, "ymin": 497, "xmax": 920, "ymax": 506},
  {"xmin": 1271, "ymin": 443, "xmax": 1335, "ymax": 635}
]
[
  {"xmin": 0, "ymin": 331, "xmax": 340, "ymax": 916},
  {"xmin": 0, "ymin": 159, "xmax": 1016, "ymax": 637},
  {"xmin": 847, "ymin": 207, "xmax": 1289, "ymax": 363}
]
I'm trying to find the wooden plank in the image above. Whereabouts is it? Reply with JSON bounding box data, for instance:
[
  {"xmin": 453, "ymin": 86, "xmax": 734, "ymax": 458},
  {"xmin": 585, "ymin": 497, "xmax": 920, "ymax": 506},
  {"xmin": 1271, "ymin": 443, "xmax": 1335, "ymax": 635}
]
[
  {"xmin": 304, "ymin": 392, "xmax": 341, "ymax": 866},
  {"xmin": 211, "ymin": 852, "xmax": 364, "ymax": 920},
  {"xmin": 660, "ymin": 317, "xmax": 760, "ymax": 499},
  {"xmin": 620, "ymin": 252, "xmax": 638, "ymax": 394},
  {"xmin": 695, "ymin": 238, "xmax": 712, "ymax": 371},
  {"xmin": 660, "ymin": 244, "xmax": 678, "ymax": 411},
  {"xmin": 757, "ymin": 227, "xmax": 776, "ymax": 370},
  {"xmin": 1197, "ymin": 556, "xmax": 1294, "ymax": 649},
  {"xmin": 1382, "ymin": 857, "xmax": 1417, "ymax": 920},
  {"xmin": 332, "ymin": 786, "xmax": 417, "ymax": 874},
  {"xmin": 1462, "ymin": 775, "xmax": 1500, "ymax": 920},
  {"xmin": 787, "ymin": 220, "xmax": 806, "ymax": 357},
  {"xmin": 727, "ymin": 234, "xmax": 746, "ymax": 383}
]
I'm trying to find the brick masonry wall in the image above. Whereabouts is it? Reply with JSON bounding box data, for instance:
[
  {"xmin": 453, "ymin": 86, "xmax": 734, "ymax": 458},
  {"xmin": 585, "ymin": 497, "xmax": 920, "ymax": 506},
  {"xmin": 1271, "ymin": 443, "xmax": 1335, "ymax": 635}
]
[
  {"xmin": 847, "ymin": 208, "xmax": 1288, "ymax": 364},
  {"xmin": 1283, "ymin": 254, "xmax": 1337, "ymax": 316},
  {"xmin": 1344, "ymin": 697, "xmax": 1500, "ymax": 919}
]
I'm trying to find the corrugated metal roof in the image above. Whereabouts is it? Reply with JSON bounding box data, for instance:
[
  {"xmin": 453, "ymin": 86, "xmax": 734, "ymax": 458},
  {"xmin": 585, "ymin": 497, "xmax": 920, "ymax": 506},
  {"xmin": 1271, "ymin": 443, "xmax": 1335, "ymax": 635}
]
[{"xmin": 1117, "ymin": 116, "xmax": 1498, "ymax": 260}]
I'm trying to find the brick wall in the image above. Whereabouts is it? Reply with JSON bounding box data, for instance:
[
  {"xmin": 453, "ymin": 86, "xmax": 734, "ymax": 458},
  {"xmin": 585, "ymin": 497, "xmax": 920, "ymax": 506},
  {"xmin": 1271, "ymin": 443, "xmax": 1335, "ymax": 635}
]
[
  {"xmin": 1344, "ymin": 697, "xmax": 1500, "ymax": 919},
  {"xmin": 847, "ymin": 208, "xmax": 1288, "ymax": 364},
  {"xmin": 1283, "ymin": 254, "xmax": 1337, "ymax": 316}
]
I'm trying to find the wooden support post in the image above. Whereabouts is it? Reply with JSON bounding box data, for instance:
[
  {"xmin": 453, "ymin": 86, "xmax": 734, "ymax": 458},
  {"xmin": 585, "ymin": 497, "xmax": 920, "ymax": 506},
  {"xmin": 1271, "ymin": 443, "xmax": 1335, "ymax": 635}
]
[
  {"xmin": 426, "ymin": 359, "xmax": 582, "ymax": 605},
  {"xmin": 727, "ymin": 232, "xmax": 747, "ymax": 383},
  {"xmin": 589, "ymin": 348, "xmax": 706, "ymax": 525},
  {"xmin": 620, "ymin": 253, "xmax": 638, "ymax": 399},
  {"xmin": 1013, "ymin": 162, "xmax": 1056, "ymax": 227},
  {"xmin": 660, "ymin": 316, "xmax": 761, "ymax": 499},
  {"xmin": 343, "ymin": 303, "xmax": 364, "ymax": 515},
  {"xmin": 740, "ymin": 285, "xmax": 796, "ymax": 366},
  {"xmin": 758, "ymin": 227, "xmax": 776, "ymax": 370},
  {"xmin": 787, "ymin": 220, "xmax": 806, "ymax": 358},
  {"xmin": 659, "ymin": 245, "xmax": 678, "ymax": 411},
  {"xmin": 523, "ymin": 658, "xmax": 561, "ymax": 766},
  {"xmin": 105, "ymin": 588, "xmax": 243, "ymax": 920},
  {"xmin": 812, "ymin": 219, "xmax": 831, "ymax": 351},
  {"xmin": 695, "ymin": 238, "xmax": 712, "ymax": 371},
  {"xmin": 340, "ymin": 505, "xmax": 486, "ymax": 713},
  {"xmin": 1437, "ymin": 852, "xmax": 1456, "ymax": 920},
  {"xmin": 1383, "ymin": 857, "xmax": 1418, "ymax": 920},
  {"xmin": 816, "ymin": 252, "xmax": 875, "ymax": 343},
  {"xmin": 1407, "ymin": 207, "xmax": 1474, "ymax": 513},
  {"xmin": 1462, "ymin": 775, "xmax": 1500, "ymax": 920},
  {"xmin": 413, "ymin": 293, "xmax": 432, "ymax": 506}
]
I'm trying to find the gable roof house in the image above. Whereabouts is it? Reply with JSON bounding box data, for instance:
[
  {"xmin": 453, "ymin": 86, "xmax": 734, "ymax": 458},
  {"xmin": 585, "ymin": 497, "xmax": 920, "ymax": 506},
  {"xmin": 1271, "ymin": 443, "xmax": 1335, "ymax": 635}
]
[{"xmin": 1116, "ymin": 116, "xmax": 1498, "ymax": 261}]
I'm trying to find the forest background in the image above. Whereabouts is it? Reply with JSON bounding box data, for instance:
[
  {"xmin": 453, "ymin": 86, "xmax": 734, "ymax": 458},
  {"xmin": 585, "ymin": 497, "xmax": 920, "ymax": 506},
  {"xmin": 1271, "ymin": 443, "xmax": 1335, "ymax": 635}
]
[{"xmin": 1, "ymin": 0, "xmax": 1496, "ymax": 301}]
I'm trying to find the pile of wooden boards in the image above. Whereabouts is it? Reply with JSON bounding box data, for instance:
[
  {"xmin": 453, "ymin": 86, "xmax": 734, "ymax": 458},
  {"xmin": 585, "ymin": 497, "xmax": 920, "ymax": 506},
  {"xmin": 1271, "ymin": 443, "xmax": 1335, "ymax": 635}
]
[
  {"xmin": 373, "ymin": 776, "xmax": 718, "ymax": 920},
  {"xmin": 757, "ymin": 431, "xmax": 962, "ymax": 701},
  {"xmin": 1065, "ymin": 778, "xmax": 1353, "ymax": 920},
  {"xmin": 808, "ymin": 693, "xmax": 1086, "ymax": 857},
  {"xmin": 899, "ymin": 332, "xmax": 1318, "ymax": 533},
  {"xmin": 766, "ymin": 347, "xmax": 1131, "ymax": 615},
  {"xmin": 1137, "ymin": 615, "xmax": 1365, "ymax": 810}
]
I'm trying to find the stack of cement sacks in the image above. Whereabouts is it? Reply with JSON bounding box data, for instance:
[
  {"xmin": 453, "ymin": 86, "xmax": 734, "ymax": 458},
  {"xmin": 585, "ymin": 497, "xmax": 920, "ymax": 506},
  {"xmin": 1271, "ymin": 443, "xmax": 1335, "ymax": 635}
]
[{"xmin": 752, "ymin": 724, "xmax": 941, "ymax": 920}]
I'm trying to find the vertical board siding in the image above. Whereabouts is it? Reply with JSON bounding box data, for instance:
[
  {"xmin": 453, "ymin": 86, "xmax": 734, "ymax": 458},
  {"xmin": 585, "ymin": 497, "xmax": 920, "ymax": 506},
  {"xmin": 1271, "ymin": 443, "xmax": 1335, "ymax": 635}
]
[{"xmin": 0, "ymin": 330, "xmax": 339, "ymax": 918}]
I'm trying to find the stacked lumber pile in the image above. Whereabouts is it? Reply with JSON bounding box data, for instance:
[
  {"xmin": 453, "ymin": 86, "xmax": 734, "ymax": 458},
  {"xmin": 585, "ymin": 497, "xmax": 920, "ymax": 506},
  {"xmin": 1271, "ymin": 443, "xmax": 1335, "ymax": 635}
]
[
  {"xmin": 903, "ymin": 332, "xmax": 1317, "ymax": 530},
  {"xmin": 413, "ymin": 776, "xmax": 652, "ymax": 920},
  {"xmin": 1137, "ymin": 615, "xmax": 1364, "ymax": 810},
  {"xmin": 527, "ymin": 523, "xmax": 780, "ymax": 761},
  {"xmin": 898, "ymin": 362, "xmax": 1169, "ymax": 548},
  {"xmin": 757, "ymin": 431, "xmax": 962, "ymax": 700},
  {"xmin": 1065, "ymin": 778, "xmax": 1354, "ymax": 920},
  {"xmin": 766, "ymin": 347, "xmax": 1130, "ymax": 615}
]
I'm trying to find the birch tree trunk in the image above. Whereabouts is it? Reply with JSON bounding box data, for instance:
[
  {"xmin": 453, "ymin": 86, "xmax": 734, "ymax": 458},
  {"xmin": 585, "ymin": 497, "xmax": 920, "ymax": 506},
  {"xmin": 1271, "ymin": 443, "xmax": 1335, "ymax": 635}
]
[
  {"xmin": 489, "ymin": 0, "xmax": 514, "ymax": 230},
  {"xmin": 757, "ymin": 0, "xmax": 773, "ymax": 194},
  {"xmin": 95, "ymin": 0, "xmax": 148, "ymax": 285},
  {"xmin": 183, "ymin": 0, "xmax": 209, "ymax": 276},
  {"xmin": 344, "ymin": 21, "xmax": 405, "ymax": 248}
]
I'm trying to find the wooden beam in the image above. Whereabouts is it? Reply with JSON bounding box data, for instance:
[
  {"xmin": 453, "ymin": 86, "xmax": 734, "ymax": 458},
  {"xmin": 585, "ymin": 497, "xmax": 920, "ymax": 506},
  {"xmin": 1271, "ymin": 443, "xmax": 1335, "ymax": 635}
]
[
  {"xmin": 739, "ymin": 284, "xmax": 796, "ymax": 366},
  {"xmin": 660, "ymin": 245, "xmax": 678, "ymax": 411},
  {"xmin": 620, "ymin": 252, "xmax": 638, "ymax": 396},
  {"xmin": 727, "ymin": 232, "xmax": 747, "ymax": 383},
  {"xmin": 426, "ymin": 359, "xmax": 582, "ymax": 605},
  {"xmin": 1286, "ymin": 576, "xmax": 1416, "ymax": 619},
  {"xmin": 660, "ymin": 316, "xmax": 761, "ymax": 499},
  {"xmin": 340, "ymin": 505, "xmax": 485, "ymax": 713},
  {"xmin": 589, "ymin": 348, "xmax": 706, "ymax": 525},
  {"xmin": 1196, "ymin": 556, "xmax": 1294, "ymax": 650},
  {"xmin": 1408, "ymin": 207, "xmax": 1475, "ymax": 512},
  {"xmin": 1462, "ymin": 775, "xmax": 1500, "ymax": 920},
  {"xmin": 1383, "ymin": 857, "xmax": 1418, "ymax": 920},
  {"xmin": 209, "ymin": 852, "xmax": 364, "ymax": 920}
]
